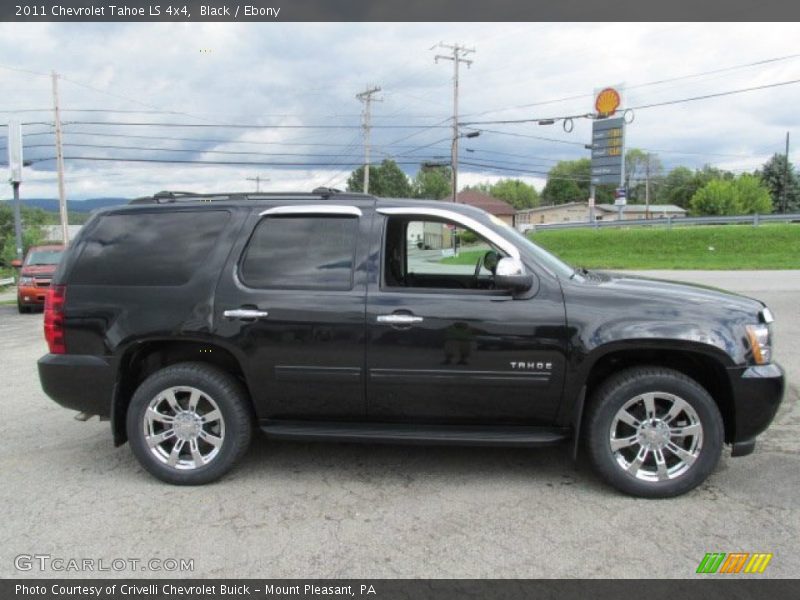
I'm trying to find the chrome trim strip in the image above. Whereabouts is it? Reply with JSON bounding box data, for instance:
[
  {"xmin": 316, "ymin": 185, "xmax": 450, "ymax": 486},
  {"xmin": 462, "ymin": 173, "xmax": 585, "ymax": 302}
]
[
  {"xmin": 259, "ymin": 205, "xmax": 362, "ymax": 217},
  {"xmin": 376, "ymin": 206, "xmax": 520, "ymax": 260}
]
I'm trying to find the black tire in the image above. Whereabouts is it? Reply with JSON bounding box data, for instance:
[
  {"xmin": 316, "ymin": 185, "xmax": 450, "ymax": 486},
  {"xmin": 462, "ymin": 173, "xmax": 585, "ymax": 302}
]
[
  {"xmin": 126, "ymin": 362, "xmax": 253, "ymax": 485},
  {"xmin": 17, "ymin": 300, "xmax": 29, "ymax": 314},
  {"xmin": 585, "ymin": 366, "xmax": 724, "ymax": 498}
]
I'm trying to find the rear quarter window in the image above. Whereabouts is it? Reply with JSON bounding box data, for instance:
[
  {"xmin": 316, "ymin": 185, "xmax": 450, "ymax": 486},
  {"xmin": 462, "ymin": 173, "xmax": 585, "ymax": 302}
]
[
  {"xmin": 240, "ymin": 215, "xmax": 358, "ymax": 290},
  {"xmin": 69, "ymin": 210, "xmax": 230, "ymax": 286}
]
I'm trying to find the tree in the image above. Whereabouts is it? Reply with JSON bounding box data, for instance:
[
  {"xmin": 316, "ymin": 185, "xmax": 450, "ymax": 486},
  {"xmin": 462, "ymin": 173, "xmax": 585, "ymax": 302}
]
[
  {"xmin": 733, "ymin": 174, "xmax": 773, "ymax": 214},
  {"xmin": 757, "ymin": 153, "xmax": 799, "ymax": 213},
  {"xmin": 489, "ymin": 179, "xmax": 540, "ymax": 210},
  {"xmin": 412, "ymin": 165, "xmax": 451, "ymax": 200},
  {"xmin": 541, "ymin": 159, "xmax": 614, "ymax": 205},
  {"xmin": 689, "ymin": 180, "xmax": 738, "ymax": 216},
  {"xmin": 0, "ymin": 204, "xmax": 46, "ymax": 267},
  {"xmin": 625, "ymin": 149, "xmax": 663, "ymax": 203},
  {"xmin": 689, "ymin": 175, "xmax": 772, "ymax": 216},
  {"xmin": 346, "ymin": 159, "xmax": 413, "ymax": 197},
  {"xmin": 660, "ymin": 166, "xmax": 696, "ymax": 208}
]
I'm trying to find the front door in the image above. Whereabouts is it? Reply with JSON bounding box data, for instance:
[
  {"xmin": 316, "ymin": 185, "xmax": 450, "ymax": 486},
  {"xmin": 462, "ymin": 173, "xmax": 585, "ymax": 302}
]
[
  {"xmin": 365, "ymin": 209, "xmax": 567, "ymax": 425},
  {"xmin": 214, "ymin": 204, "xmax": 370, "ymax": 421}
]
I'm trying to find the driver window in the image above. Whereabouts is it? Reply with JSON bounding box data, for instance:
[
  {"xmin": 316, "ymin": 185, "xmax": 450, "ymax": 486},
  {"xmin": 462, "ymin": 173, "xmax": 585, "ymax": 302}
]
[{"xmin": 384, "ymin": 216, "xmax": 506, "ymax": 290}]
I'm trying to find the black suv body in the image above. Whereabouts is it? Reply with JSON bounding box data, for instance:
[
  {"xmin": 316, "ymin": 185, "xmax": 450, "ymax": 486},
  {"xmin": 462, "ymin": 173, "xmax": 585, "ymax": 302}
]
[{"xmin": 38, "ymin": 190, "xmax": 784, "ymax": 497}]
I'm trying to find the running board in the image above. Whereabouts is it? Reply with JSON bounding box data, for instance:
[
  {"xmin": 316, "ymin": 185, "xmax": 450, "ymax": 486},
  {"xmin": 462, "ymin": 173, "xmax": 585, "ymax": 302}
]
[{"xmin": 260, "ymin": 420, "xmax": 570, "ymax": 447}]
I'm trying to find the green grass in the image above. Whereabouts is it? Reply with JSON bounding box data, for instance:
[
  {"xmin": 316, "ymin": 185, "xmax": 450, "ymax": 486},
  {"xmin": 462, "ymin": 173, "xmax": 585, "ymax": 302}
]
[{"xmin": 442, "ymin": 224, "xmax": 800, "ymax": 270}]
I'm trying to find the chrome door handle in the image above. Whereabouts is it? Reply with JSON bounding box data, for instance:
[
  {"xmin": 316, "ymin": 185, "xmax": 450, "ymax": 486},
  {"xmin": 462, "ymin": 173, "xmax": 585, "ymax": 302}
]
[
  {"xmin": 223, "ymin": 309, "xmax": 269, "ymax": 319},
  {"xmin": 377, "ymin": 314, "xmax": 424, "ymax": 324}
]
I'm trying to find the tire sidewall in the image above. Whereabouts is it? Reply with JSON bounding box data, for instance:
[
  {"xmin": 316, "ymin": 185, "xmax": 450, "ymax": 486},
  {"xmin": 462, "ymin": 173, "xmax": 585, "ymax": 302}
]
[
  {"xmin": 588, "ymin": 369, "xmax": 724, "ymax": 498},
  {"xmin": 126, "ymin": 364, "xmax": 250, "ymax": 485}
]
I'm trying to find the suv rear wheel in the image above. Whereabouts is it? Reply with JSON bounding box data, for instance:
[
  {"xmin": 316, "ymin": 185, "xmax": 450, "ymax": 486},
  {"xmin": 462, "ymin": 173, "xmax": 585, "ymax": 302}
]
[
  {"xmin": 586, "ymin": 366, "xmax": 723, "ymax": 498},
  {"xmin": 126, "ymin": 362, "xmax": 253, "ymax": 485}
]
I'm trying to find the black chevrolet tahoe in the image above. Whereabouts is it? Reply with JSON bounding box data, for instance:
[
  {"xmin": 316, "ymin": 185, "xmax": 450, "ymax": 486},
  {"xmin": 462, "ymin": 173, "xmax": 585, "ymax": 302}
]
[{"xmin": 37, "ymin": 189, "xmax": 785, "ymax": 497}]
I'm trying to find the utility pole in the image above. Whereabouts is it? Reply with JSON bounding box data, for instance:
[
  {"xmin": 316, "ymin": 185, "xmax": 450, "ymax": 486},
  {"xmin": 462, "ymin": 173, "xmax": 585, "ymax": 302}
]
[
  {"xmin": 8, "ymin": 120, "xmax": 24, "ymax": 261},
  {"xmin": 782, "ymin": 131, "xmax": 790, "ymax": 213},
  {"xmin": 356, "ymin": 86, "xmax": 382, "ymax": 194},
  {"xmin": 51, "ymin": 71, "xmax": 69, "ymax": 246},
  {"xmin": 246, "ymin": 175, "xmax": 269, "ymax": 192},
  {"xmin": 645, "ymin": 155, "xmax": 650, "ymax": 219},
  {"xmin": 435, "ymin": 43, "xmax": 474, "ymax": 205}
]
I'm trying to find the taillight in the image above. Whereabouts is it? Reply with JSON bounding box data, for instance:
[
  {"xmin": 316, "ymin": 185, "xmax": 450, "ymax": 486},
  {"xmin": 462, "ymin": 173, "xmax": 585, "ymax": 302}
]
[{"xmin": 44, "ymin": 284, "xmax": 67, "ymax": 354}]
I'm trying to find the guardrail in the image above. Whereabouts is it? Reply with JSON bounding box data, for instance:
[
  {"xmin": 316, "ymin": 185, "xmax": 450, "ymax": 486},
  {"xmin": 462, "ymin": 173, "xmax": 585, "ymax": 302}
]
[
  {"xmin": 520, "ymin": 212, "xmax": 800, "ymax": 233},
  {"xmin": 0, "ymin": 277, "xmax": 15, "ymax": 286}
]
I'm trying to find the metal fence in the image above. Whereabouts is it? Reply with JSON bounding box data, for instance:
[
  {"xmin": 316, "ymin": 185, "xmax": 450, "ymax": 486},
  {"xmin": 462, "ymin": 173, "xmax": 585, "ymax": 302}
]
[{"xmin": 520, "ymin": 212, "xmax": 800, "ymax": 233}]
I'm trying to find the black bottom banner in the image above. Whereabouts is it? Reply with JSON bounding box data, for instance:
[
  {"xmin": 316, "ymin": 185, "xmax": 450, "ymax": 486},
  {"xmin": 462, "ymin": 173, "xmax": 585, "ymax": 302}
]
[{"xmin": 3, "ymin": 579, "xmax": 800, "ymax": 600}]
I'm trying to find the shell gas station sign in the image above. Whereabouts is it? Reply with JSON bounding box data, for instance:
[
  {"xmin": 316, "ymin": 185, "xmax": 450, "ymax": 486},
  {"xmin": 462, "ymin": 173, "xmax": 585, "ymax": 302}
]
[
  {"xmin": 590, "ymin": 85, "xmax": 626, "ymax": 187},
  {"xmin": 595, "ymin": 87, "xmax": 622, "ymax": 117}
]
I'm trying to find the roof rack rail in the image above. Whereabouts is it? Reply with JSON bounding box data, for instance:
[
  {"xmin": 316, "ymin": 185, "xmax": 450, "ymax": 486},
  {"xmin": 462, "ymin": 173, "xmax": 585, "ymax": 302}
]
[
  {"xmin": 311, "ymin": 187, "xmax": 342, "ymax": 198},
  {"xmin": 127, "ymin": 188, "xmax": 373, "ymax": 205},
  {"xmin": 153, "ymin": 190, "xmax": 199, "ymax": 199}
]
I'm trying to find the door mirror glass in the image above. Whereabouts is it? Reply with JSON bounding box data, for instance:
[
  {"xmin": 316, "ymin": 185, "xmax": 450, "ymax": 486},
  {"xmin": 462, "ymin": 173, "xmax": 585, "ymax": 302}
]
[{"xmin": 494, "ymin": 257, "xmax": 533, "ymax": 292}]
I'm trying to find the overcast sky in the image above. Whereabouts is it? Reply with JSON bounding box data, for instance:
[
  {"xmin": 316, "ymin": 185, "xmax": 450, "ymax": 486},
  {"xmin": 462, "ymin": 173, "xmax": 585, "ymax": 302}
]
[{"xmin": 1, "ymin": 21, "xmax": 798, "ymax": 199}]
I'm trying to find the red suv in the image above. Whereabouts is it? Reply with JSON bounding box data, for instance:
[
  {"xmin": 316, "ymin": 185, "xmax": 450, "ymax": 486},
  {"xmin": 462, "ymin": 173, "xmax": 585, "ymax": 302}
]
[{"xmin": 12, "ymin": 245, "xmax": 65, "ymax": 313}]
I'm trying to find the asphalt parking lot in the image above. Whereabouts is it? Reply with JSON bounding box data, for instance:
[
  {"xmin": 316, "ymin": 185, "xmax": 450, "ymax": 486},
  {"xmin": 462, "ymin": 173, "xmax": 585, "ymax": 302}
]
[{"xmin": 0, "ymin": 271, "xmax": 797, "ymax": 579}]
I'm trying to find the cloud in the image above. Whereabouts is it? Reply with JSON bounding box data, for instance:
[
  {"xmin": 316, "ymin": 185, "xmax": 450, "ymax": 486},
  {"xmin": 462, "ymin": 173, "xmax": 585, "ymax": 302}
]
[{"xmin": 0, "ymin": 22, "xmax": 798, "ymax": 199}]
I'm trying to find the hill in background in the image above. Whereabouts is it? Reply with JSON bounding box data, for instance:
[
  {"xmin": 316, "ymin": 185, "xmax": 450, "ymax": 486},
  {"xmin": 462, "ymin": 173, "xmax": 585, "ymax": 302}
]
[{"xmin": 0, "ymin": 197, "xmax": 129, "ymax": 213}]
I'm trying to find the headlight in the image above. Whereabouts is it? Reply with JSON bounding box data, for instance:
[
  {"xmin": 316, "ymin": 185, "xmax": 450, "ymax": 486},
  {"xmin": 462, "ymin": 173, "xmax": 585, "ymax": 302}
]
[
  {"xmin": 745, "ymin": 323, "xmax": 772, "ymax": 365},
  {"xmin": 19, "ymin": 276, "xmax": 34, "ymax": 286}
]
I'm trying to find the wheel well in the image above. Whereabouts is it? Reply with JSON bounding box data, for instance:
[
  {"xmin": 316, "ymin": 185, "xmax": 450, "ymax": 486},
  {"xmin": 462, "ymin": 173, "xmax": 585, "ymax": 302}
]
[
  {"xmin": 112, "ymin": 340, "xmax": 249, "ymax": 446},
  {"xmin": 583, "ymin": 349, "xmax": 735, "ymax": 443}
]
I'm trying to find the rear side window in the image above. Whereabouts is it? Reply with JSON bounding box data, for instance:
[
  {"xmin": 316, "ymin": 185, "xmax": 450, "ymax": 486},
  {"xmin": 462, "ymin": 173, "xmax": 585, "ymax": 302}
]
[
  {"xmin": 70, "ymin": 211, "xmax": 230, "ymax": 286},
  {"xmin": 240, "ymin": 216, "xmax": 358, "ymax": 290}
]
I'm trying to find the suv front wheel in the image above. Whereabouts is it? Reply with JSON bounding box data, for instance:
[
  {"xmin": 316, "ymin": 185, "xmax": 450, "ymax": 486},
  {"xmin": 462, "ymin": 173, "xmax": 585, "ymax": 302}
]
[
  {"xmin": 586, "ymin": 366, "xmax": 724, "ymax": 498},
  {"xmin": 126, "ymin": 362, "xmax": 253, "ymax": 485}
]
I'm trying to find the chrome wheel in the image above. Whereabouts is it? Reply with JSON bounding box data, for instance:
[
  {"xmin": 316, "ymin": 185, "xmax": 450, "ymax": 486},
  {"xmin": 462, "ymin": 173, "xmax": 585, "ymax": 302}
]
[
  {"xmin": 143, "ymin": 386, "xmax": 225, "ymax": 470},
  {"xmin": 609, "ymin": 392, "xmax": 703, "ymax": 482}
]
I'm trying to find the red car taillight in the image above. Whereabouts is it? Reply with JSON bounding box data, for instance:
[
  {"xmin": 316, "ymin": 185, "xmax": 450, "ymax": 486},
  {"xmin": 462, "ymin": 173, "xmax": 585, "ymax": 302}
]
[{"xmin": 44, "ymin": 284, "xmax": 67, "ymax": 354}]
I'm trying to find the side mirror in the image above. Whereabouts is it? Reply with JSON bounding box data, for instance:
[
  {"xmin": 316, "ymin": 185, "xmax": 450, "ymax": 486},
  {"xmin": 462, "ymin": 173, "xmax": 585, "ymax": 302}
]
[
  {"xmin": 11, "ymin": 259, "xmax": 22, "ymax": 269},
  {"xmin": 495, "ymin": 257, "xmax": 533, "ymax": 293}
]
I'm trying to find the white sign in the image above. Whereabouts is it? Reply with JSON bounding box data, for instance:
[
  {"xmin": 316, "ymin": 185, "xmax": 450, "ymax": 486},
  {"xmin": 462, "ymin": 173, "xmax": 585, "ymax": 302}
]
[{"xmin": 7, "ymin": 120, "xmax": 23, "ymax": 183}]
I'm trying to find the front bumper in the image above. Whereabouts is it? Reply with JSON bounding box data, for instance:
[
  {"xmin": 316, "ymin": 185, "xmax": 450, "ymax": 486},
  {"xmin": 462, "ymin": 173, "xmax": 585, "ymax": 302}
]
[
  {"xmin": 18, "ymin": 285, "xmax": 48, "ymax": 306},
  {"xmin": 727, "ymin": 362, "xmax": 785, "ymax": 456},
  {"xmin": 38, "ymin": 353, "xmax": 115, "ymax": 417}
]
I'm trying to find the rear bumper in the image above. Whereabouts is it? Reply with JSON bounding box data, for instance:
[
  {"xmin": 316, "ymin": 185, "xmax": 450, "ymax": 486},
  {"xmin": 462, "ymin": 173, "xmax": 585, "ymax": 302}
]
[
  {"xmin": 38, "ymin": 353, "xmax": 115, "ymax": 417},
  {"xmin": 727, "ymin": 362, "xmax": 785, "ymax": 456}
]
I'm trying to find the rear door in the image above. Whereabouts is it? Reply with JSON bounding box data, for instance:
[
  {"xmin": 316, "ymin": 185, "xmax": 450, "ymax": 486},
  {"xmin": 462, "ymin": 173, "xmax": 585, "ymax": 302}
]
[{"xmin": 213, "ymin": 203, "xmax": 371, "ymax": 421}]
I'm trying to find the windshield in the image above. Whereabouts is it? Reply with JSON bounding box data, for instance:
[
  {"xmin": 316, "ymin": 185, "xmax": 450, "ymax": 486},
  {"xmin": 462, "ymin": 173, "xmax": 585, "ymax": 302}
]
[
  {"xmin": 501, "ymin": 226, "xmax": 576, "ymax": 279},
  {"xmin": 25, "ymin": 250, "xmax": 63, "ymax": 266}
]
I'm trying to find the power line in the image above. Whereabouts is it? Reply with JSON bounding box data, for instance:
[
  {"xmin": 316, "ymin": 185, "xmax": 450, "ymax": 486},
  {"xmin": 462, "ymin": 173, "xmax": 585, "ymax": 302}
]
[
  {"xmin": 45, "ymin": 156, "xmax": 435, "ymax": 168},
  {"xmin": 20, "ymin": 129, "xmax": 443, "ymax": 151},
  {"xmin": 462, "ymin": 77, "xmax": 800, "ymax": 126},
  {"xmin": 22, "ymin": 142, "xmax": 446, "ymax": 160},
  {"xmin": 474, "ymin": 128, "xmax": 587, "ymax": 146},
  {"xmin": 628, "ymin": 78, "xmax": 800, "ymax": 111},
  {"xmin": 458, "ymin": 160, "xmax": 591, "ymax": 182},
  {"xmin": 38, "ymin": 120, "xmax": 450, "ymax": 131},
  {"xmin": 462, "ymin": 52, "xmax": 800, "ymax": 118}
]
